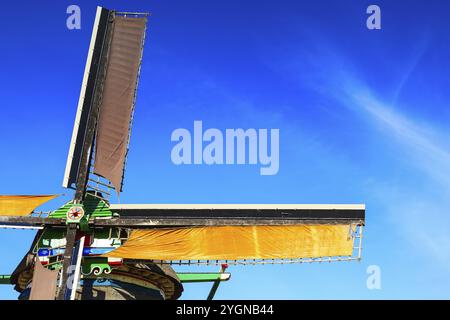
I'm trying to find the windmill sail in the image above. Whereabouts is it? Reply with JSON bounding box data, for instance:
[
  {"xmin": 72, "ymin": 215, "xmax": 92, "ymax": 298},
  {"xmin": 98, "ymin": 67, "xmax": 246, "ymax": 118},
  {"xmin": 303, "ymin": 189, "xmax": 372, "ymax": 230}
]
[
  {"xmin": 62, "ymin": 7, "xmax": 111, "ymax": 190},
  {"xmin": 29, "ymin": 260, "xmax": 58, "ymax": 300},
  {"xmin": 104, "ymin": 204, "xmax": 364, "ymax": 263},
  {"xmin": 93, "ymin": 15, "xmax": 147, "ymax": 193},
  {"xmin": 63, "ymin": 7, "xmax": 147, "ymax": 196},
  {"xmin": 104, "ymin": 224, "xmax": 355, "ymax": 261},
  {"xmin": 56, "ymin": 9, "xmax": 148, "ymax": 299},
  {"xmin": 0, "ymin": 195, "xmax": 58, "ymax": 216}
]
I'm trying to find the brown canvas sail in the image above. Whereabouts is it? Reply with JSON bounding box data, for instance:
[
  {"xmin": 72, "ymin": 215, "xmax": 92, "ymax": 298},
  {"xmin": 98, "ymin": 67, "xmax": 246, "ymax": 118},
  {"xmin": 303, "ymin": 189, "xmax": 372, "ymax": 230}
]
[
  {"xmin": 94, "ymin": 15, "xmax": 147, "ymax": 192},
  {"xmin": 29, "ymin": 259, "xmax": 59, "ymax": 300}
]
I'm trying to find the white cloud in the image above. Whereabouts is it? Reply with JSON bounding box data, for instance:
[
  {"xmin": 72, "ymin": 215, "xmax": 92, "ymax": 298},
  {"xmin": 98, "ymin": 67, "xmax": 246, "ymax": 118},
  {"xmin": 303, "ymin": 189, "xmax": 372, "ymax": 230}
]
[{"xmin": 327, "ymin": 71, "xmax": 450, "ymax": 269}]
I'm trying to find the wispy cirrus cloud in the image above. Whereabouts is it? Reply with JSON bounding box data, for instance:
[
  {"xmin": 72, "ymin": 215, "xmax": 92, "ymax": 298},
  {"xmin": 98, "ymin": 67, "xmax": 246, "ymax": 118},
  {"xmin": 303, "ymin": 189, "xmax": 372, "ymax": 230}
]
[
  {"xmin": 338, "ymin": 81, "xmax": 450, "ymax": 268},
  {"xmin": 307, "ymin": 49, "xmax": 450, "ymax": 269},
  {"xmin": 339, "ymin": 81, "xmax": 450, "ymax": 188}
]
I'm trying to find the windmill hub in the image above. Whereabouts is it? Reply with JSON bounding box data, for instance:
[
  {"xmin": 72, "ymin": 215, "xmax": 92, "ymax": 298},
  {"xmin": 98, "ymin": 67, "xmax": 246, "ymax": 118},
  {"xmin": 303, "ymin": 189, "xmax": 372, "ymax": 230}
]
[{"xmin": 66, "ymin": 206, "xmax": 85, "ymax": 223}]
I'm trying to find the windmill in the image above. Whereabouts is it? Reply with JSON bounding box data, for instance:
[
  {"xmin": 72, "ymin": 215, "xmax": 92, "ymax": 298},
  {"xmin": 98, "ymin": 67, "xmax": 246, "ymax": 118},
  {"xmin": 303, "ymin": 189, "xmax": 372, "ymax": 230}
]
[{"xmin": 0, "ymin": 6, "xmax": 365, "ymax": 300}]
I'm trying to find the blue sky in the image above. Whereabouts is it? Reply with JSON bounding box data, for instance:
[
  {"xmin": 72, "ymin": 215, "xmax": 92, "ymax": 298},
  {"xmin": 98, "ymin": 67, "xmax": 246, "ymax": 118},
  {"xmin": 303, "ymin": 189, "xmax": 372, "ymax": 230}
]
[{"xmin": 1, "ymin": 0, "xmax": 450, "ymax": 299}]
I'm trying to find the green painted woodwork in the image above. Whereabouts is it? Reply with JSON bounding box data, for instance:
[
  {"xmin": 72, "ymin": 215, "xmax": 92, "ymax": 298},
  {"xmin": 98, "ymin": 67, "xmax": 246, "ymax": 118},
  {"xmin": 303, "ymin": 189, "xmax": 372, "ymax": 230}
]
[
  {"xmin": 50, "ymin": 194, "xmax": 112, "ymax": 219},
  {"xmin": 36, "ymin": 227, "xmax": 121, "ymax": 252},
  {"xmin": 176, "ymin": 273, "xmax": 231, "ymax": 283},
  {"xmin": 81, "ymin": 258, "xmax": 111, "ymax": 276},
  {"xmin": 1, "ymin": 272, "xmax": 232, "ymax": 285},
  {"xmin": 0, "ymin": 275, "xmax": 11, "ymax": 285}
]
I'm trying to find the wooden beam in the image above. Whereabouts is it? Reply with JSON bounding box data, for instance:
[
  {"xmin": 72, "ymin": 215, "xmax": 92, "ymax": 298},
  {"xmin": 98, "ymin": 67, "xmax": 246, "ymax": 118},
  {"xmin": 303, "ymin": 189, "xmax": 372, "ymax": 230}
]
[
  {"xmin": 109, "ymin": 204, "xmax": 365, "ymax": 221},
  {"xmin": 93, "ymin": 217, "xmax": 363, "ymax": 227},
  {"xmin": 0, "ymin": 215, "xmax": 364, "ymax": 229},
  {"xmin": 0, "ymin": 216, "xmax": 64, "ymax": 227},
  {"xmin": 56, "ymin": 224, "xmax": 78, "ymax": 300}
]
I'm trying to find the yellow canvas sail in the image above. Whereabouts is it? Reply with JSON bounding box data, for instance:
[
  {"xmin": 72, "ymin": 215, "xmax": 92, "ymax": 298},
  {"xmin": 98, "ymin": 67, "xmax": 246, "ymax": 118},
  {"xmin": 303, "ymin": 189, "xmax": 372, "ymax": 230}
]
[
  {"xmin": 104, "ymin": 224, "xmax": 355, "ymax": 261},
  {"xmin": 0, "ymin": 195, "xmax": 58, "ymax": 216}
]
